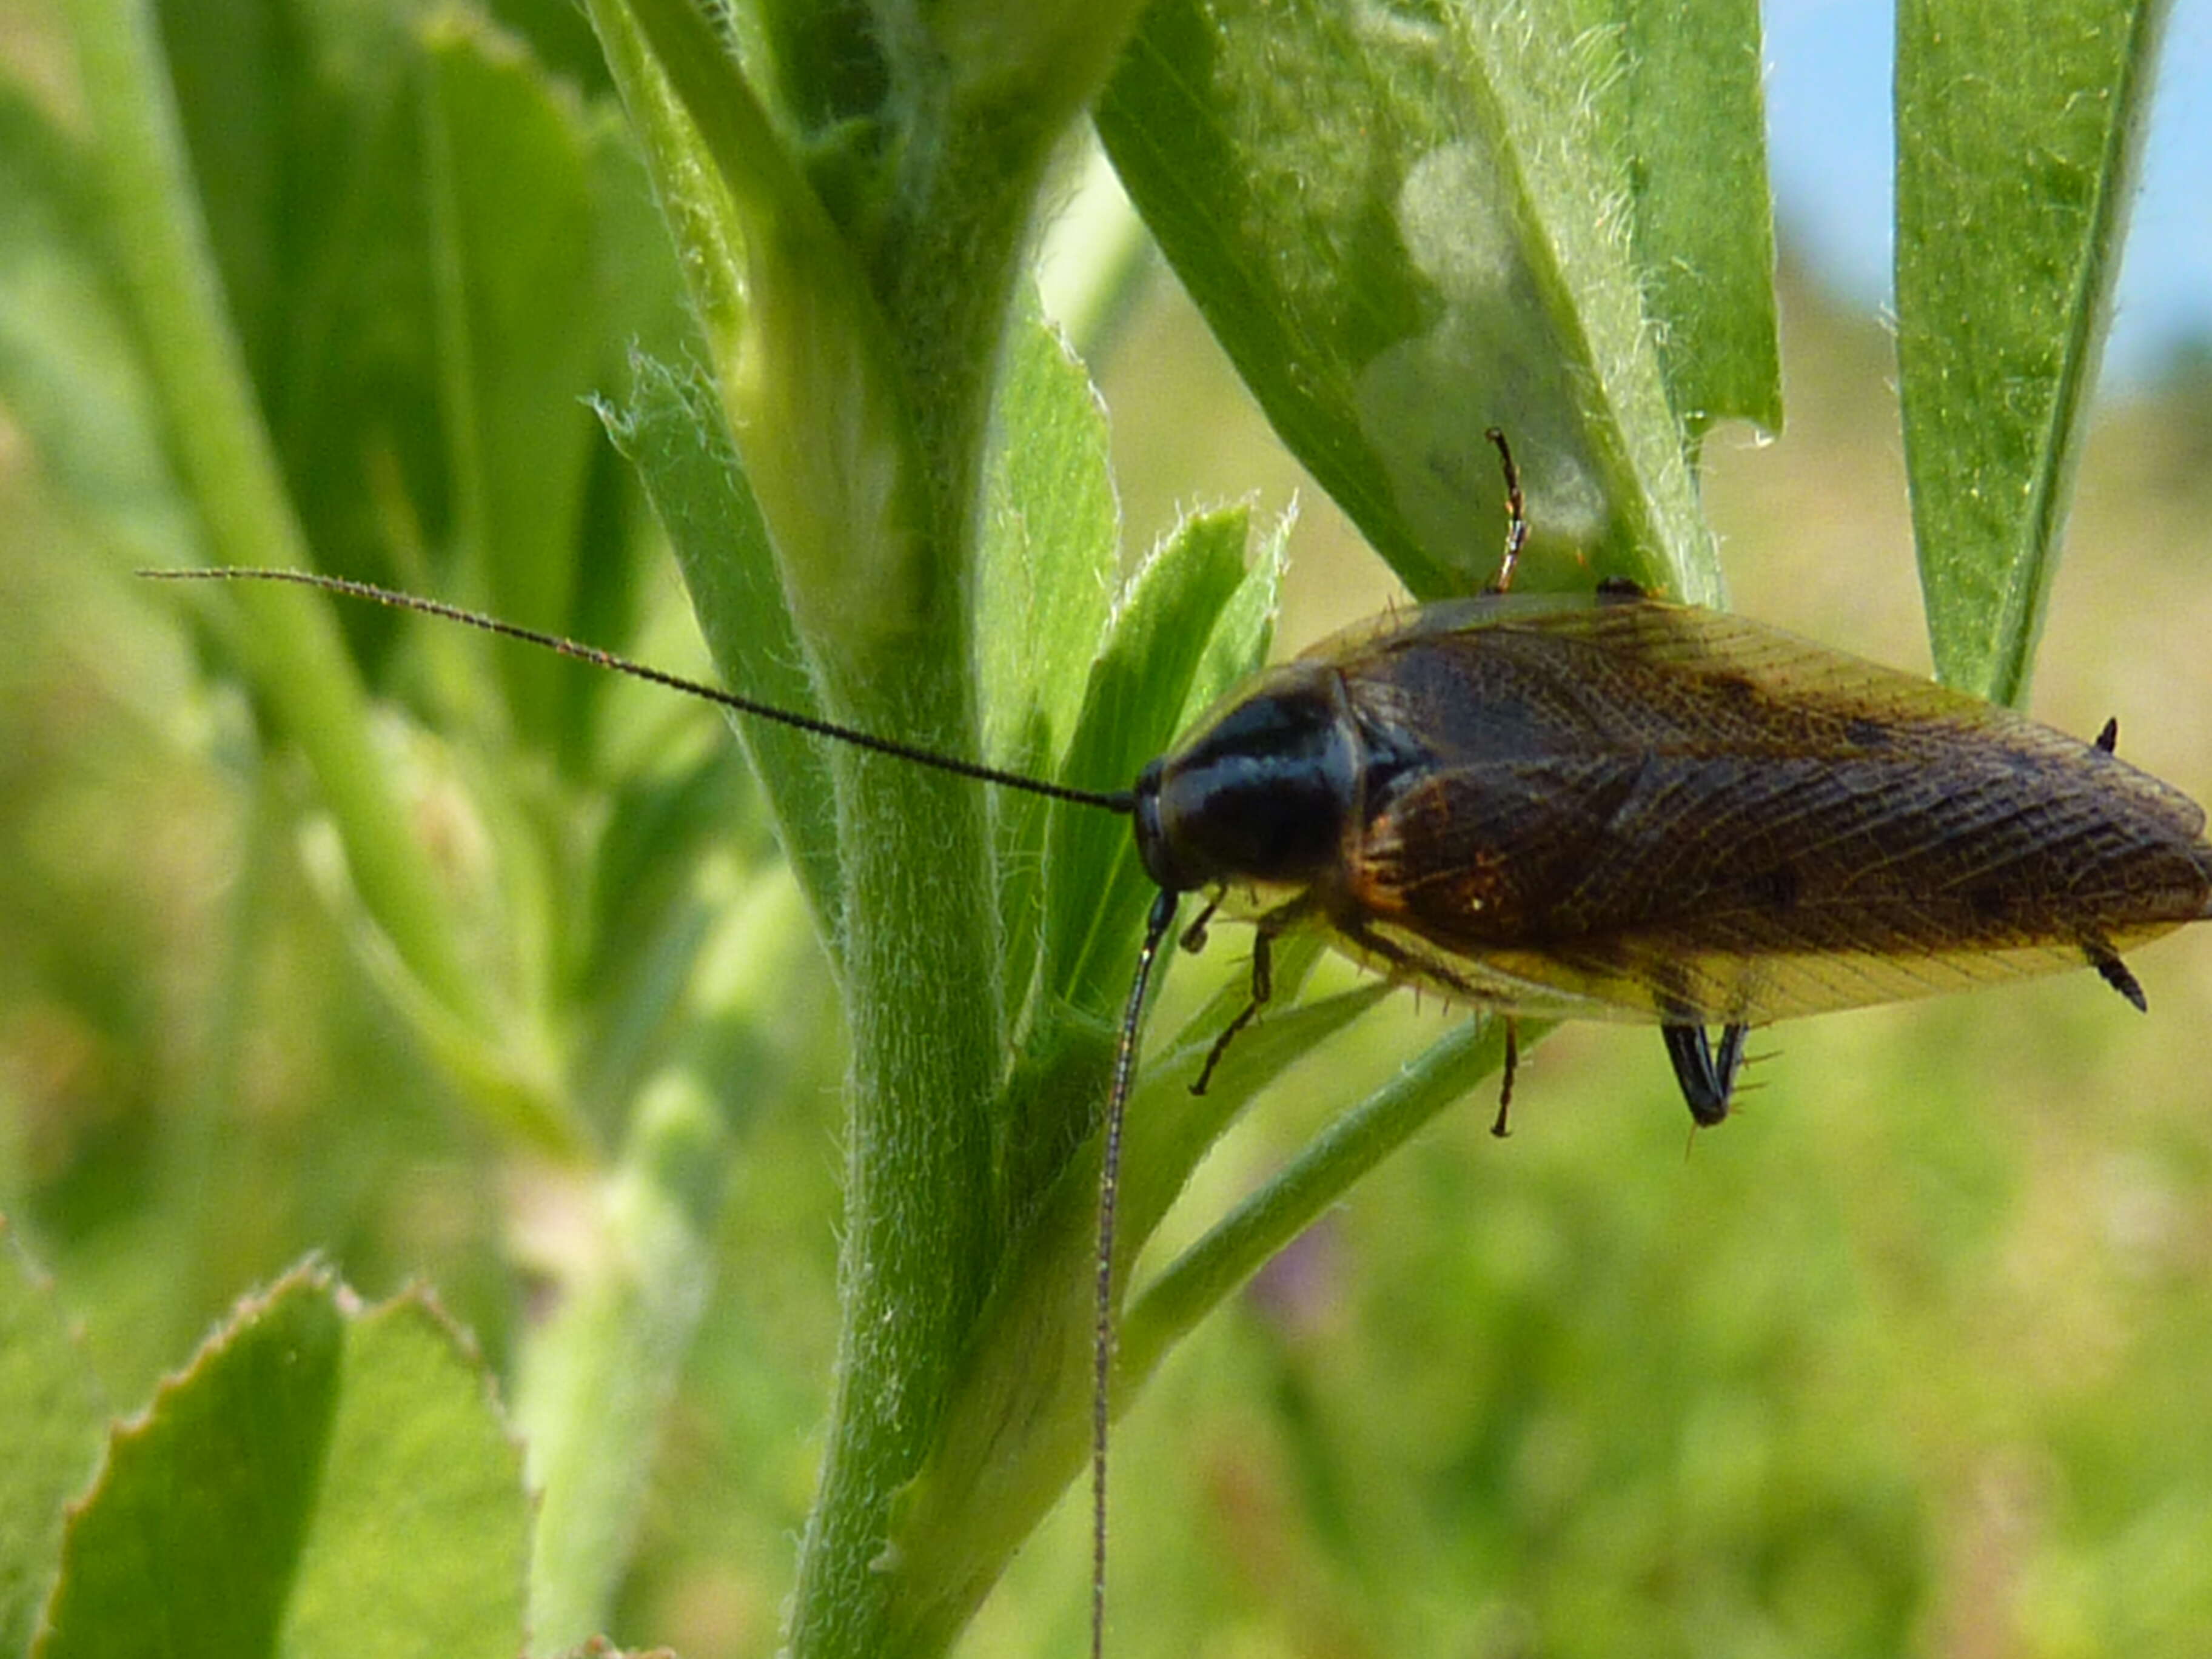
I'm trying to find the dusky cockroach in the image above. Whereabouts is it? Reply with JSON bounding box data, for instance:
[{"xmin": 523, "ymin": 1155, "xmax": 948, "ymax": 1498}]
[{"xmin": 143, "ymin": 432, "xmax": 2212, "ymax": 1659}]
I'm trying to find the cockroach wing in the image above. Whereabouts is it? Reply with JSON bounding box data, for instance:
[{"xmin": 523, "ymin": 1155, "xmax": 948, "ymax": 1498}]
[{"xmin": 1319, "ymin": 596, "xmax": 2212, "ymax": 1026}]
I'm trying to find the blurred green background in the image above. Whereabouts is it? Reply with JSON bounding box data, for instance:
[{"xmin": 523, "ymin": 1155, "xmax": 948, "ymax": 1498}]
[{"xmin": 7, "ymin": 1, "xmax": 2212, "ymax": 1655}]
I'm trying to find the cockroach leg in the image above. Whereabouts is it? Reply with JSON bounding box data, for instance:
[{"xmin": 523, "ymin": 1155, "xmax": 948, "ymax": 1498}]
[
  {"xmin": 1490, "ymin": 1016, "xmax": 1520, "ymax": 1138},
  {"xmin": 1482, "ymin": 427, "xmax": 1528, "ymax": 595},
  {"xmin": 2086, "ymin": 938, "xmax": 2148, "ymax": 1011},
  {"xmin": 1660, "ymin": 1022, "xmax": 1751, "ymax": 1127},
  {"xmin": 1191, "ymin": 928, "xmax": 1275, "ymax": 1096},
  {"xmin": 1180, "ymin": 894, "xmax": 1222, "ymax": 955}
]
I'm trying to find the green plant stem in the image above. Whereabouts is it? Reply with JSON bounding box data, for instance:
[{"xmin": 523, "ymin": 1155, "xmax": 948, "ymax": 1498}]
[
  {"xmin": 66, "ymin": 0, "xmax": 581, "ymax": 1144},
  {"xmin": 785, "ymin": 124, "xmax": 1037, "ymax": 1659},
  {"xmin": 587, "ymin": 3, "xmax": 1165, "ymax": 1647},
  {"xmin": 581, "ymin": 8, "xmax": 1011, "ymax": 1654}
]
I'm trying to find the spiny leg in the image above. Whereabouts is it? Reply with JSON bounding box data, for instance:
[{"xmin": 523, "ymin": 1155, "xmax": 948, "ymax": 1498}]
[
  {"xmin": 1191, "ymin": 928, "xmax": 1274, "ymax": 1096},
  {"xmin": 1490, "ymin": 1017, "xmax": 1520, "ymax": 1138},
  {"xmin": 1660, "ymin": 1022, "xmax": 1751, "ymax": 1127},
  {"xmin": 2084, "ymin": 936, "xmax": 2148, "ymax": 1011},
  {"xmin": 1482, "ymin": 427, "xmax": 1529, "ymax": 595}
]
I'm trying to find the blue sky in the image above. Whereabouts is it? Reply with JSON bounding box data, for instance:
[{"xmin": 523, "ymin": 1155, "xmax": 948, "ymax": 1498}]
[{"xmin": 1765, "ymin": 0, "xmax": 2212, "ymax": 386}]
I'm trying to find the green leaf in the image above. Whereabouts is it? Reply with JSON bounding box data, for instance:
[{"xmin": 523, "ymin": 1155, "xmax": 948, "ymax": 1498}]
[
  {"xmin": 1045, "ymin": 507, "xmax": 1252, "ymax": 1023},
  {"xmin": 273, "ymin": 1293, "xmax": 530, "ymax": 1657},
  {"xmin": 602, "ymin": 352, "xmax": 845, "ymax": 950},
  {"xmin": 1611, "ymin": 0, "xmax": 1781, "ymax": 437},
  {"xmin": 979, "ymin": 291, "xmax": 1121, "ymax": 1021},
  {"xmin": 37, "ymin": 1264, "xmax": 528, "ymax": 1659},
  {"xmin": 1895, "ymin": 0, "xmax": 2168, "ymax": 705},
  {"xmin": 978, "ymin": 293, "xmax": 1121, "ymax": 782},
  {"xmin": 0, "ymin": 1220, "xmax": 104, "ymax": 1655},
  {"xmin": 1098, "ymin": 0, "xmax": 1751, "ymax": 605},
  {"xmin": 422, "ymin": 12, "xmax": 602, "ymax": 747},
  {"xmin": 150, "ymin": 0, "xmax": 287, "ymax": 384},
  {"xmin": 574, "ymin": 747, "xmax": 760, "ymax": 1100},
  {"xmin": 582, "ymin": 112, "xmax": 693, "ymax": 406},
  {"xmin": 1178, "ymin": 504, "xmax": 1290, "ymax": 734},
  {"xmin": 1118, "ymin": 976, "xmax": 1389, "ymax": 1264},
  {"xmin": 41, "ymin": 1269, "xmax": 342, "ymax": 1658}
]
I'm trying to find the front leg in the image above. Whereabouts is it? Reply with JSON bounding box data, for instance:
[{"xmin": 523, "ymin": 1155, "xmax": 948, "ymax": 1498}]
[
  {"xmin": 1660, "ymin": 1023, "xmax": 1751, "ymax": 1127},
  {"xmin": 1188, "ymin": 896, "xmax": 1313, "ymax": 1096},
  {"xmin": 1189, "ymin": 934, "xmax": 1269, "ymax": 1096}
]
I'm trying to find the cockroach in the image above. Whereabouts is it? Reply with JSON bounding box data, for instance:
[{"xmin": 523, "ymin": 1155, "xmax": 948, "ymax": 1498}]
[{"xmin": 144, "ymin": 432, "xmax": 2212, "ymax": 1658}]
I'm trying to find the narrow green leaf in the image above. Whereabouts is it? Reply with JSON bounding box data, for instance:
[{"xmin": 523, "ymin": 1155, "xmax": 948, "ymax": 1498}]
[
  {"xmin": 978, "ymin": 292, "xmax": 1121, "ymax": 782},
  {"xmin": 1612, "ymin": 0, "xmax": 1781, "ymax": 437},
  {"xmin": 0, "ymin": 1221, "xmax": 104, "ymax": 1655},
  {"xmin": 979, "ymin": 292, "xmax": 1121, "ymax": 1021},
  {"xmin": 1178, "ymin": 504, "xmax": 1289, "ymax": 733},
  {"xmin": 999, "ymin": 511, "xmax": 1280, "ymax": 1245},
  {"xmin": 421, "ymin": 13, "xmax": 602, "ymax": 746},
  {"xmin": 1896, "ymin": 0, "xmax": 2169, "ymax": 704},
  {"xmin": 157, "ymin": 0, "xmax": 451, "ymax": 602},
  {"xmin": 582, "ymin": 114, "xmax": 694, "ymax": 404},
  {"xmin": 601, "ymin": 353, "xmax": 845, "ymax": 950},
  {"xmin": 36, "ymin": 1265, "xmax": 529, "ymax": 1659},
  {"xmin": 1118, "ymin": 979, "xmax": 1389, "ymax": 1265},
  {"xmin": 1046, "ymin": 507, "xmax": 1251, "ymax": 1022},
  {"xmin": 574, "ymin": 748, "xmax": 759, "ymax": 1097},
  {"xmin": 1098, "ymin": 0, "xmax": 1730, "ymax": 603},
  {"xmin": 242, "ymin": 8, "xmax": 444, "ymax": 602}
]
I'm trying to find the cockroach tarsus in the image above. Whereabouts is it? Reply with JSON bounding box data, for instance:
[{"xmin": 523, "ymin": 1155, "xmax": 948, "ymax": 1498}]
[{"xmin": 141, "ymin": 432, "xmax": 2212, "ymax": 1659}]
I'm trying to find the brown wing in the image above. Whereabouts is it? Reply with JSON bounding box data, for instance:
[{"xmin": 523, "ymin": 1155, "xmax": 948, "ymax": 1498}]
[
  {"xmin": 1319, "ymin": 592, "xmax": 2110, "ymax": 765},
  {"xmin": 1321, "ymin": 598, "xmax": 2212, "ymax": 1025}
]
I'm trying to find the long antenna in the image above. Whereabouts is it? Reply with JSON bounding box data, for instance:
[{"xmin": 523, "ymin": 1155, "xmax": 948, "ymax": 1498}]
[
  {"xmin": 152, "ymin": 561, "xmax": 1179, "ymax": 1656},
  {"xmin": 139, "ymin": 568, "xmax": 1139, "ymax": 814},
  {"xmin": 1093, "ymin": 886, "xmax": 1179, "ymax": 1659}
]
